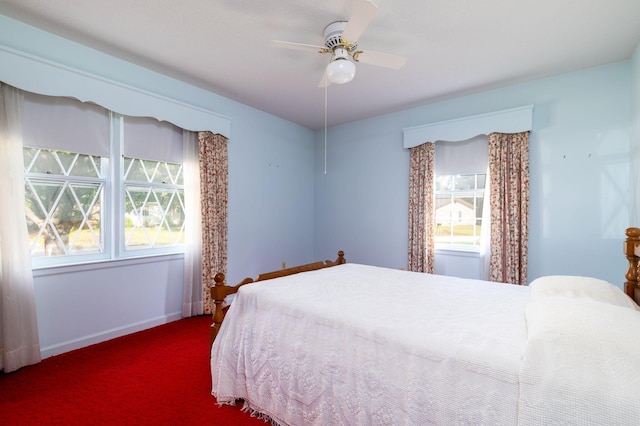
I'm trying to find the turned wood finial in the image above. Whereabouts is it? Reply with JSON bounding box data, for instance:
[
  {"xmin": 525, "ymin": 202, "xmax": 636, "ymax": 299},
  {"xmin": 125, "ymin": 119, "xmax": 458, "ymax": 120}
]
[
  {"xmin": 626, "ymin": 227, "xmax": 640, "ymax": 239},
  {"xmin": 214, "ymin": 272, "xmax": 225, "ymax": 285},
  {"xmin": 624, "ymin": 227, "xmax": 640, "ymax": 303}
]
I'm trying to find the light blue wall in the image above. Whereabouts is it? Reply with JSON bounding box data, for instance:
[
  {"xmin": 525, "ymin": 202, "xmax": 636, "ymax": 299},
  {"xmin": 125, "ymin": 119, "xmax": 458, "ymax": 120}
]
[
  {"xmin": 314, "ymin": 62, "xmax": 632, "ymax": 287},
  {"xmin": 1, "ymin": 15, "xmax": 316, "ymax": 357},
  {"xmin": 630, "ymin": 43, "xmax": 640, "ymax": 224}
]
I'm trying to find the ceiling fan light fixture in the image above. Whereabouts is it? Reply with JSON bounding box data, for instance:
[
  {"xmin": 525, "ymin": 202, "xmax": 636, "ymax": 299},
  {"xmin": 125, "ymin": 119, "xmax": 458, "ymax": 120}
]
[{"xmin": 326, "ymin": 58, "xmax": 356, "ymax": 84}]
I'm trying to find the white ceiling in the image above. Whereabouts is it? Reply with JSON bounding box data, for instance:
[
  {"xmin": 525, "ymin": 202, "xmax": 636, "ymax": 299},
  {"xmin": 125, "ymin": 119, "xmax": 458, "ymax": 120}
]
[{"xmin": 2, "ymin": 0, "xmax": 640, "ymax": 130}]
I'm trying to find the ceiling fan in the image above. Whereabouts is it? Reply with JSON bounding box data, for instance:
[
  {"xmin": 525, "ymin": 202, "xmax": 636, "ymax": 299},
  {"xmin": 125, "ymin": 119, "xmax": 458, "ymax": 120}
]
[{"xmin": 271, "ymin": 0, "xmax": 407, "ymax": 86}]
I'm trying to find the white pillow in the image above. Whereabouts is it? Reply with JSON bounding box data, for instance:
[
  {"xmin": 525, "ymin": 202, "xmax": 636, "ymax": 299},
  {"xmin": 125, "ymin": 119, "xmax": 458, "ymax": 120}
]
[{"xmin": 529, "ymin": 275, "xmax": 639, "ymax": 310}]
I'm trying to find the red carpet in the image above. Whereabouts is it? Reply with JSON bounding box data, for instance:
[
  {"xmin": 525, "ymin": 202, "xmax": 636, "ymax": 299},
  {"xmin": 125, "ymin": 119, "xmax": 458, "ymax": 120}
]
[{"xmin": 0, "ymin": 315, "xmax": 264, "ymax": 425}]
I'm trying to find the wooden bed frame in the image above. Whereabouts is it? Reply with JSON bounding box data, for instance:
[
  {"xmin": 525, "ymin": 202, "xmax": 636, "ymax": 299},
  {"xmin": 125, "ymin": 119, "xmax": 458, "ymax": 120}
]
[
  {"xmin": 624, "ymin": 227, "xmax": 640, "ymax": 306},
  {"xmin": 209, "ymin": 251, "xmax": 346, "ymax": 345}
]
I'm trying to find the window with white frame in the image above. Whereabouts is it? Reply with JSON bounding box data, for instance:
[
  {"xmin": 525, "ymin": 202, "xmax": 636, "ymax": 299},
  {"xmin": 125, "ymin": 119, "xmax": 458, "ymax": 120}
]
[
  {"xmin": 22, "ymin": 92, "xmax": 186, "ymax": 267},
  {"xmin": 434, "ymin": 136, "xmax": 488, "ymax": 251},
  {"xmin": 24, "ymin": 148, "xmax": 107, "ymax": 258},
  {"xmin": 122, "ymin": 116, "xmax": 185, "ymax": 250}
]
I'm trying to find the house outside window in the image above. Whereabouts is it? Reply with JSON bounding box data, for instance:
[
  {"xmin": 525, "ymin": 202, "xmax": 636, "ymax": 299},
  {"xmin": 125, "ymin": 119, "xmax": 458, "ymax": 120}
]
[{"xmin": 435, "ymin": 173, "xmax": 485, "ymax": 249}]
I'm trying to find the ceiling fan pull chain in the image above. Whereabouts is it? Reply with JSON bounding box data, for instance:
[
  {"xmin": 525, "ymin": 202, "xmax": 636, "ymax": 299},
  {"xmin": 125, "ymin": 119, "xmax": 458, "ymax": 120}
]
[{"xmin": 324, "ymin": 82, "xmax": 328, "ymax": 175}]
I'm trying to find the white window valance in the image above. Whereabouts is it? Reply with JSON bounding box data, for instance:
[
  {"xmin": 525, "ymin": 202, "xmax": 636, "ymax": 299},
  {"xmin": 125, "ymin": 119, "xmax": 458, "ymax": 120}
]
[
  {"xmin": 403, "ymin": 105, "xmax": 534, "ymax": 149},
  {"xmin": 0, "ymin": 44, "xmax": 231, "ymax": 138}
]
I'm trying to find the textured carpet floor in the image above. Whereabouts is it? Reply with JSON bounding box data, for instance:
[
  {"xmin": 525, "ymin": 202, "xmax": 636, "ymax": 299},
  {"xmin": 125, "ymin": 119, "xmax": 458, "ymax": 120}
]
[{"xmin": 0, "ymin": 315, "xmax": 264, "ymax": 425}]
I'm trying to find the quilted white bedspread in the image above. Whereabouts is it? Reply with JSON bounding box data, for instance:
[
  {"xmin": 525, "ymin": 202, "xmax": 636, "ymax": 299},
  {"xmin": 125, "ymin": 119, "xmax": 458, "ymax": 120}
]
[
  {"xmin": 211, "ymin": 264, "xmax": 530, "ymax": 425},
  {"xmin": 518, "ymin": 278, "xmax": 640, "ymax": 425},
  {"xmin": 211, "ymin": 264, "xmax": 640, "ymax": 425}
]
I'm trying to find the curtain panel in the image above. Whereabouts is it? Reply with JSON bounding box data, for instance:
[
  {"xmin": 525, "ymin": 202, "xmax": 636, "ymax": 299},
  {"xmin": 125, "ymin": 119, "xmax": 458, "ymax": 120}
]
[
  {"xmin": 0, "ymin": 83, "xmax": 41, "ymax": 372},
  {"xmin": 408, "ymin": 142, "xmax": 435, "ymax": 273},
  {"xmin": 182, "ymin": 130, "xmax": 203, "ymax": 317},
  {"xmin": 488, "ymin": 131, "xmax": 530, "ymax": 285},
  {"xmin": 198, "ymin": 132, "xmax": 228, "ymax": 314}
]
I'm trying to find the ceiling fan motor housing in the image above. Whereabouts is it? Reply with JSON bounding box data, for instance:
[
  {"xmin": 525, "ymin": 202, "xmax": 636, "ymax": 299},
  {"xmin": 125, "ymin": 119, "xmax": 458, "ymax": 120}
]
[{"xmin": 323, "ymin": 21, "xmax": 358, "ymax": 52}]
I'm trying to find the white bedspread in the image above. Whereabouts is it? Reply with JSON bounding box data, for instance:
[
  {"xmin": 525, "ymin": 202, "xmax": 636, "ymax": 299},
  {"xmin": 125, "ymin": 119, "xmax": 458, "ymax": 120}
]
[
  {"xmin": 518, "ymin": 280, "xmax": 640, "ymax": 425},
  {"xmin": 211, "ymin": 264, "xmax": 530, "ymax": 425}
]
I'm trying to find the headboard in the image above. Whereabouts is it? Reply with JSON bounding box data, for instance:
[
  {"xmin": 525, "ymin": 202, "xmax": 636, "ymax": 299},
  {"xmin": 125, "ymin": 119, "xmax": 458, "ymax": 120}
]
[
  {"xmin": 209, "ymin": 251, "xmax": 346, "ymax": 345},
  {"xmin": 623, "ymin": 227, "xmax": 640, "ymax": 306}
]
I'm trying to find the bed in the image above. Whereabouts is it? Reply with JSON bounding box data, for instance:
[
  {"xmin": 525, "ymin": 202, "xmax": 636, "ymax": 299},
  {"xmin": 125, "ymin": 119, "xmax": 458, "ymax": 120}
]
[{"xmin": 210, "ymin": 232, "xmax": 640, "ymax": 425}]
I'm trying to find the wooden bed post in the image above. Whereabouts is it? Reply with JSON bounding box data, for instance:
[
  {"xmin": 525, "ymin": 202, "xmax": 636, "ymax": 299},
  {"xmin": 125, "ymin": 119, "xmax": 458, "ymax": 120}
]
[
  {"xmin": 624, "ymin": 227, "xmax": 640, "ymax": 305},
  {"xmin": 210, "ymin": 273, "xmax": 245, "ymax": 346}
]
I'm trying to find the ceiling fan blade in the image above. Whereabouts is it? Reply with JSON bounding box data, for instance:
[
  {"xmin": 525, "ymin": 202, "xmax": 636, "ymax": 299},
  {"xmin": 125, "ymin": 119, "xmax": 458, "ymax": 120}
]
[
  {"xmin": 341, "ymin": 0, "xmax": 378, "ymax": 43},
  {"xmin": 271, "ymin": 40, "xmax": 326, "ymax": 53},
  {"xmin": 355, "ymin": 50, "xmax": 407, "ymax": 70}
]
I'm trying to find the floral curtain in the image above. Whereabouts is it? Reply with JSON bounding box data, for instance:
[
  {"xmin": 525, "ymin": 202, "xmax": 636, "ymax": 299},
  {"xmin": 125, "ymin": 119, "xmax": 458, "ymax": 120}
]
[
  {"xmin": 198, "ymin": 132, "xmax": 228, "ymax": 314},
  {"xmin": 408, "ymin": 142, "xmax": 435, "ymax": 273},
  {"xmin": 488, "ymin": 131, "xmax": 530, "ymax": 285},
  {"xmin": 0, "ymin": 83, "xmax": 41, "ymax": 372}
]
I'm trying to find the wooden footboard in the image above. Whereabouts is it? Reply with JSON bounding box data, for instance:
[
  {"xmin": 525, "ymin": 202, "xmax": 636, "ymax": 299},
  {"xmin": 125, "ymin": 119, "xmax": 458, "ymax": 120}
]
[
  {"xmin": 210, "ymin": 251, "xmax": 346, "ymax": 346},
  {"xmin": 623, "ymin": 227, "xmax": 640, "ymax": 306}
]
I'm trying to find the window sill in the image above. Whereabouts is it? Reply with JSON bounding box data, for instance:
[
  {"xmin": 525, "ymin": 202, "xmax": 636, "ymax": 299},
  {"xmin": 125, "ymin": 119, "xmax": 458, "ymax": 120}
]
[
  {"xmin": 32, "ymin": 252, "xmax": 184, "ymax": 278},
  {"xmin": 435, "ymin": 246, "xmax": 481, "ymax": 257}
]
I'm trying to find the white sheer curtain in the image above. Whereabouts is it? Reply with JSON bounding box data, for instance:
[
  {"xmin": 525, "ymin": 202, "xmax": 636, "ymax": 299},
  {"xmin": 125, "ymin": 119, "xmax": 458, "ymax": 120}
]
[
  {"xmin": 182, "ymin": 130, "xmax": 203, "ymax": 317},
  {"xmin": 0, "ymin": 83, "xmax": 41, "ymax": 372},
  {"xmin": 479, "ymin": 164, "xmax": 492, "ymax": 280}
]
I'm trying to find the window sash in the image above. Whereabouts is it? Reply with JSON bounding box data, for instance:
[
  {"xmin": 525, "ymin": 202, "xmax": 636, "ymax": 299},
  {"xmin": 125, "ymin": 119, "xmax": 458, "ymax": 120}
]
[{"xmin": 435, "ymin": 174, "xmax": 485, "ymax": 251}]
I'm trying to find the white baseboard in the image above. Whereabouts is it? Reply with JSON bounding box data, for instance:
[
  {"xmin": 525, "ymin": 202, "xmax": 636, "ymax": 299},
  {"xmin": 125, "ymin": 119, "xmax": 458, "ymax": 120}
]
[{"xmin": 39, "ymin": 312, "xmax": 183, "ymax": 359}]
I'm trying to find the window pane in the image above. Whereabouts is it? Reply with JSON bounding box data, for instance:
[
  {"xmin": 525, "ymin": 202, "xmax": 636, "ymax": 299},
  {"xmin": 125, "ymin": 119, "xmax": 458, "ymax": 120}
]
[
  {"xmin": 165, "ymin": 163, "xmax": 183, "ymax": 185},
  {"xmin": 434, "ymin": 173, "xmax": 485, "ymax": 248},
  {"xmin": 124, "ymin": 158, "xmax": 149, "ymax": 182},
  {"xmin": 56, "ymin": 151, "xmax": 76, "ymax": 174},
  {"xmin": 477, "ymin": 174, "xmax": 486, "ymax": 189},
  {"xmin": 69, "ymin": 154, "xmax": 102, "ymax": 178},
  {"xmin": 142, "ymin": 160, "xmax": 159, "ymax": 183},
  {"xmin": 124, "ymin": 185, "xmax": 185, "ymax": 249},
  {"xmin": 23, "ymin": 147, "xmax": 38, "ymax": 170},
  {"xmin": 27, "ymin": 149, "xmax": 63, "ymax": 175},
  {"xmin": 450, "ymin": 195, "xmax": 477, "ymax": 245},
  {"xmin": 454, "ymin": 175, "xmax": 475, "ymax": 190},
  {"xmin": 153, "ymin": 162, "xmax": 172, "ymax": 184},
  {"xmin": 475, "ymin": 195, "xmax": 485, "ymax": 218},
  {"xmin": 435, "ymin": 193, "xmax": 453, "ymax": 242},
  {"xmin": 26, "ymin": 178, "xmax": 103, "ymax": 257},
  {"xmin": 435, "ymin": 175, "xmax": 453, "ymax": 191}
]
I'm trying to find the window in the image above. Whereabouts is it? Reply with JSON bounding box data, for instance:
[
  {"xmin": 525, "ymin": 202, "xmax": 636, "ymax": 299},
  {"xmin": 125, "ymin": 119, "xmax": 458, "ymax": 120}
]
[
  {"xmin": 24, "ymin": 148, "xmax": 107, "ymax": 258},
  {"xmin": 434, "ymin": 136, "xmax": 488, "ymax": 252},
  {"xmin": 435, "ymin": 173, "xmax": 486, "ymax": 248},
  {"xmin": 123, "ymin": 157, "xmax": 185, "ymax": 249},
  {"xmin": 22, "ymin": 92, "xmax": 186, "ymax": 267}
]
